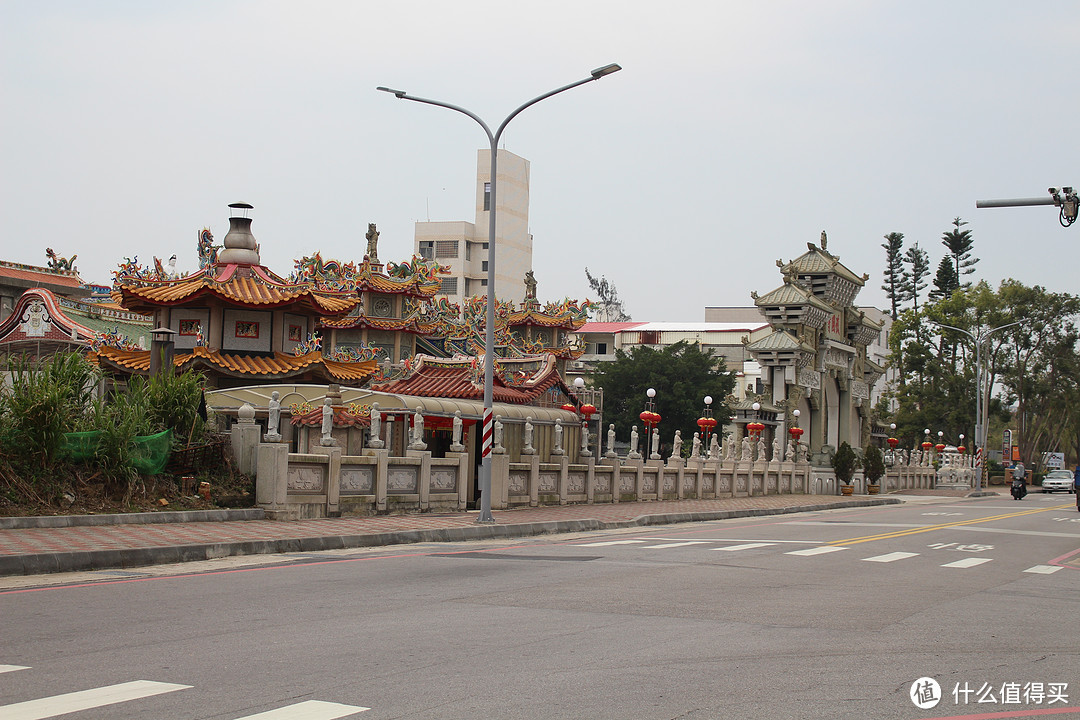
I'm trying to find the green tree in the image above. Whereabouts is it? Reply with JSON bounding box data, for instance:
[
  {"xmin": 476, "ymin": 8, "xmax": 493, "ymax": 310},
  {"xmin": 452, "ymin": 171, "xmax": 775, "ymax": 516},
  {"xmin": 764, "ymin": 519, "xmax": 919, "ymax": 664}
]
[
  {"xmin": 881, "ymin": 232, "xmax": 908, "ymax": 320},
  {"xmin": 903, "ymin": 243, "xmax": 930, "ymax": 321},
  {"xmin": 585, "ymin": 267, "xmax": 631, "ymax": 322},
  {"xmin": 941, "ymin": 216, "xmax": 979, "ymax": 290},
  {"xmin": 590, "ymin": 341, "xmax": 734, "ymax": 452},
  {"xmin": 929, "ymin": 256, "xmax": 959, "ymax": 302}
]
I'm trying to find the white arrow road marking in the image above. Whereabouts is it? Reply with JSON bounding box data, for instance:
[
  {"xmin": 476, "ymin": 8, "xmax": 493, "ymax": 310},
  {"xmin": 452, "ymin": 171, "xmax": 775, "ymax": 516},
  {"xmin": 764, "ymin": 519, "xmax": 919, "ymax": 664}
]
[
  {"xmin": 941, "ymin": 557, "xmax": 993, "ymax": 568},
  {"xmin": 1024, "ymin": 565, "xmax": 1063, "ymax": 574},
  {"xmin": 862, "ymin": 552, "xmax": 920, "ymax": 563},
  {"xmin": 232, "ymin": 700, "xmax": 371, "ymax": 719},
  {"xmin": 574, "ymin": 540, "xmax": 647, "ymax": 547},
  {"xmin": 714, "ymin": 543, "xmax": 777, "ymax": 551},
  {"xmin": 786, "ymin": 546, "xmax": 848, "ymax": 556},
  {"xmin": 643, "ymin": 541, "xmax": 711, "ymax": 549},
  {"xmin": 0, "ymin": 665, "xmax": 30, "ymax": 674},
  {"xmin": 2, "ymin": 680, "xmax": 190, "ymax": 720}
]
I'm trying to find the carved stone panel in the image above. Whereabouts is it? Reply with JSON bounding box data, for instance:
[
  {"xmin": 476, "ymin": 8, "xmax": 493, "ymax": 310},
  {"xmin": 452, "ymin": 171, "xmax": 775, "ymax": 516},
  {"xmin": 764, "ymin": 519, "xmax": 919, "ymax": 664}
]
[
  {"xmin": 567, "ymin": 472, "xmax": 586, "ymax": 494},
  {"xmin": 509, "ymin": 471, "xmax": 528, "ymax": 495},
  {"xmin": 340, "ymin": 465, "xmax": 374, "ymax": 494},
  {"xmin": 683, "ymin": 476, "xmax": 695, "ymax": 491},
  {"xmin": 736, "ymin": 476, "xmax": 746, "ymax": 492},
  {"xmin": 387, "ymin": 466, "xmax": 419, "ymax": 493},
  {"xmin": 431, "ymin": 467, "xmax": 457, "ymax": 492},
  {"xmin": 719, "ymin": 476, "xmax": 731, "ymax": 492},
  {"xmin": 620, "ymin": 473, "xmax": 636, "ymax": 492},
  {"xmin": 780, "ymin": 477, "xmax": 790, "ymax": 493},
  {"xmin": 701, "ymin": 475, "xmax": 713, "ymax": 492},
  {"xmin": 287, "ymin": 464, "xmax": 325, "ymax": 493},
  {"xmin": 538, "ymin": 471, "xmax": 558, "ymax": 493},
  {"xmin": 663, "ymin": 474, "xmax": 676, "ymax": 493},
  {"xmin": 767, "ymin": 476, "xmax": 777, "ymax": 493},
  {"xmin": 642, "ymin": 473, "xmax": 657, "ymax": 493}
]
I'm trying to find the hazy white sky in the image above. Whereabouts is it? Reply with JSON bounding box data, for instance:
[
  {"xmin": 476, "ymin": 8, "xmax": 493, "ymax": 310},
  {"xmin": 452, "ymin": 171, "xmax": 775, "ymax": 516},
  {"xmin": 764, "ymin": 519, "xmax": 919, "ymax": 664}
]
[{"xmin": 2, "ymin": 1, "xmax": 1077, "ymax": 320}]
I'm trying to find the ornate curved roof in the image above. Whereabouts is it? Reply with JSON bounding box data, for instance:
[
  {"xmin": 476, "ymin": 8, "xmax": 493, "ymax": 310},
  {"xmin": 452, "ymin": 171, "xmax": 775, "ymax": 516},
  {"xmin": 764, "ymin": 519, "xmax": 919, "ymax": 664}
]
[
  {"xmin": 753, "ymin": 281, "xmax": 833, "ymax": 312},
  {"xmin": 781, "ymin": 239, "xmax": 866, "ymax": 287},
  {"xmin": 113, "ymin": 263, "xmax": 360, "ymax": 315},
  {"xmin": 88, "ymin": 346, "xmax": 376, "ymax": 383},
  {"xmin": 372, "ymin": 353, "xmax": 573, "ymax": 405}
]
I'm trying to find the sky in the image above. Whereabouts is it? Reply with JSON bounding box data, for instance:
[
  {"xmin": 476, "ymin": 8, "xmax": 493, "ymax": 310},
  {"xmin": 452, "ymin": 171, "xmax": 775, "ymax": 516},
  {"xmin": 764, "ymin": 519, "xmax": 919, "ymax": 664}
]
[{"xmin": 2, "ymin": 1, "xmax": 1078, "ymax": 321}]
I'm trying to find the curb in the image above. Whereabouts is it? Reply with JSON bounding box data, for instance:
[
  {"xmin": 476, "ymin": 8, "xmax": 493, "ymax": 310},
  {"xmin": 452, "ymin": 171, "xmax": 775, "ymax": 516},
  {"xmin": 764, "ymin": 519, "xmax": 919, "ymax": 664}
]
[
  {"xmin": 0, "ymin": 508, "xmax": 265, "ymax": 530},
  {"xmin": 0, "ymin": 498, "xmax": 899, "ymax": 577}
]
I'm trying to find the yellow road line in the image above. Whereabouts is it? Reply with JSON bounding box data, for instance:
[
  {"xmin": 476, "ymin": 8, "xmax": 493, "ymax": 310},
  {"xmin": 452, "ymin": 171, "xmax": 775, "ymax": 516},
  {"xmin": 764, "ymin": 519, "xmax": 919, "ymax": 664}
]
[{"xmin": 828, "ymin": 504, "xmax": 1073, "ymax": 546}]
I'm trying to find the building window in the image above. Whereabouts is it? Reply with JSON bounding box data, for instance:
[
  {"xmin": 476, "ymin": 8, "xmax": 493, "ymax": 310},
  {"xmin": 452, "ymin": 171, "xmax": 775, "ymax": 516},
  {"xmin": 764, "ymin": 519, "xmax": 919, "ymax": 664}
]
[
  {"xmin": 480, "ymin": 279, "xmax": 487, "ymax": 287},
  {"xmin": 419, "ymin": 241, "xmax": 434, "ymax": 260},
  {"xmin": 440, "ymin": 277, "xmax": 458, "ymax": 295},
  {"xmin": 482, "ymin": 242, "xmax": 488, "ymax": 250},
  {"xmin": 465, "ymin": 244, "xmax": 472, "ymax": 261},
  {"xmin": 481, "ymin": 260, "xmax": 488, "ymax": 272},
  {"xmin": 483, "ymin": 182, "xmax": 491, "ymax": 211},
  {"xmin": 595, "ymin": 342, "xmax": 608, "ymax": 355},
  {"xmin": 435, "ymin": 240, "xmax": 458, "ymax": 258}
]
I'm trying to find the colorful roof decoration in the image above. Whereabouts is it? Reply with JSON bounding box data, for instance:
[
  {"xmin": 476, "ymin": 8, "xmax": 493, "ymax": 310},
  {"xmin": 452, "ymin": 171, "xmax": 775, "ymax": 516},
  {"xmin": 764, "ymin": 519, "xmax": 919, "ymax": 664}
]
[
  {"xmin": 289, "ymin": 252, "xmax": 447, "ymax": 297},
  {"xmin": 87, "ymin": 345, "xmax": 377, "ymax": 383}
]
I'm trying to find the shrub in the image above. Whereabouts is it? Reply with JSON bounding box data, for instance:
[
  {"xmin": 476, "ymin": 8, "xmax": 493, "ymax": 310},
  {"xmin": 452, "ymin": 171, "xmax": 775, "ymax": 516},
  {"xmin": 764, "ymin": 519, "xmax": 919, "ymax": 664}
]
[
  {"xmin": 832, "ymin": 441, "xmax": 861, "ymax": 485},
  {"xmin": 864, "ymin": 444, "xmax": 886, "ymax": 485}
]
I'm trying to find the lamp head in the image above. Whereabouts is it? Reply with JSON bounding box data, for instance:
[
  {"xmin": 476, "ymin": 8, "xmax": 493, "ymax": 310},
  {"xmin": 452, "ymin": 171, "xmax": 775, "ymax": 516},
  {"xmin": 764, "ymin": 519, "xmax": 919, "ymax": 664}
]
[
  {"xmin": 573, "ymin": 377, "xmax": 585, "ymax": 389},
  {"xmin": 647, "ymin": 388, "xmax": 656, "ymax": 398},
  {"xmin": 591, "ymin": 63, "xmax": 622, "ymax": 79},
  {"xmin": 752, "ymin": 402, "xmax": 760, "ymax": 412},
  {"xmin": 704, "ymin": 395, "xmax": 713, "ymax": 406},
  {"xmin": 376, "ymin": 86, "xmax": 407, "ymax": 98},
  {"xmin": 794, "ymin": 409, "xmax": 801, "ymax": 418}
]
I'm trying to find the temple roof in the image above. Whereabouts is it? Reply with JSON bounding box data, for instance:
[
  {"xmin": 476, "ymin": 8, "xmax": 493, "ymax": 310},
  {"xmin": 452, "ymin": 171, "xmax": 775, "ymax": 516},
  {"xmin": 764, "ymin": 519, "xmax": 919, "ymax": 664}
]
[
  {"xmin": 113, "ymin": 263, "xmax": 361, "ymax": 315},
  {"xmin": 753, "ymin": 281, "xmax": 833, "ymax": 312},
  {"xmin": 0, "ymin": 288, "xmax": 151, "ymax": 355},
  {"xmin": 88, "ymin": 346, "xmax": 377, "ymax": 383},
  {"xmin": 781, "ymin": 239, "xmax": 866, "ymax": 287},
  {"xmin": 0, "ymin": 261, "xmax": 88, "ymax": 296},
  {"xmin": 746, "ymin": 329, "xmax": 817, "ymax": 353},
  {"xmin": 373, "ymin": 353, "xmax": 573, "ymax": 405}
]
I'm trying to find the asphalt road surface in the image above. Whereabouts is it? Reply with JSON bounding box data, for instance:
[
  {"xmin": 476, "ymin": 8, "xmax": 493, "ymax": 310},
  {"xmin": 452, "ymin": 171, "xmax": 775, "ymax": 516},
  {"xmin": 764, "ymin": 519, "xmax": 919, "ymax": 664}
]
[{"xmin": 2, "ymin": 493, "xmax": 1078, "ymax": 720}]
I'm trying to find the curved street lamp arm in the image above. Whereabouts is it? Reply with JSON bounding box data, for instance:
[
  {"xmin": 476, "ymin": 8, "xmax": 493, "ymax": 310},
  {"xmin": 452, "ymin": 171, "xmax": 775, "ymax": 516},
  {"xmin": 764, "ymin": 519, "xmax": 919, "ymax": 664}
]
[
  {"xmin": 376, "ymin": 89, "xmax": 495, "ymax": 145},
  {"xmin": 493, "ymin": 74, "xmax": 604, "ymax": 145}
]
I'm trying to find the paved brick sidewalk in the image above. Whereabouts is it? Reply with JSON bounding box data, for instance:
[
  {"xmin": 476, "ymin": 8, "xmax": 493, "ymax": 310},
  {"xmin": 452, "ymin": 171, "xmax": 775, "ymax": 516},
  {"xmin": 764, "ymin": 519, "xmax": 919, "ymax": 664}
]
[{"xmin": 0, "ymin": 494, "xmax": 903, "ymax": 576}]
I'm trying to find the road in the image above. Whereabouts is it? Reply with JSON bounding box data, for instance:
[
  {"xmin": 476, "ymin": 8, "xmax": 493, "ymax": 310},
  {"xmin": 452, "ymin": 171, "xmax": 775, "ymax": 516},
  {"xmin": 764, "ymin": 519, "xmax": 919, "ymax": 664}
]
[{"xmin": 1, "ymin": 493, "xmax": 1078, "ymax": 720}]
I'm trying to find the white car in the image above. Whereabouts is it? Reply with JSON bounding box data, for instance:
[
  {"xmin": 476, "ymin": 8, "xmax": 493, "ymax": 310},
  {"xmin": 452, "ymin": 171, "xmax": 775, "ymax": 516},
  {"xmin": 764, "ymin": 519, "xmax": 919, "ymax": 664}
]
[{"xmin": 1041, "ymin": 470, "xmax": 1075, "ymax": 493}]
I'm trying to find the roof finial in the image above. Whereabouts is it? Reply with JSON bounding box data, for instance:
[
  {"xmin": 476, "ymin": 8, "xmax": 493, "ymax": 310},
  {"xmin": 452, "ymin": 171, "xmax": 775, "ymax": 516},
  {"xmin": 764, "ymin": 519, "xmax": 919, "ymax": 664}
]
[{"xmin": 820, "ymin": 230, "xmax": 827, "ymax": 251}]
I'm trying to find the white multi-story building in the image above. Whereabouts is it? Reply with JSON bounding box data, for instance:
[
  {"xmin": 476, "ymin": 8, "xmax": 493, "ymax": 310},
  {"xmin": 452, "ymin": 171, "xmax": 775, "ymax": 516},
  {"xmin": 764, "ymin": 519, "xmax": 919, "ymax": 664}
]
[{"xmin": 414, "ymin": 149, "xmax": 533, "ymax": 303}]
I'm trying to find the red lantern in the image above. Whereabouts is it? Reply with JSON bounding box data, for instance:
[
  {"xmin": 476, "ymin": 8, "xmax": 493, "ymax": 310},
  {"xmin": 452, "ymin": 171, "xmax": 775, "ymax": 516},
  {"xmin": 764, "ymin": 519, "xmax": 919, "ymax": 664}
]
[
  {"xmin": 639, "ymin": 410, "xmax": 660, "ymax": 428},
  {"xmin": 561, "ymin": 403, "xmax": 577, "ymax": 413},
  {"xmin": 887, "ymin": 437, "xmax": 899, "ymax": 449},
  {"xmin": 788, "ymin": 427, "xmax": 804, "ymax": 440},
  {"xmin": 935, "ymin": 443, "xmax": 946, "ymax": 452},
  {"xmin": 921, "ymin": 441, "xmax": 933, "ymax": 451},
  {"xmin": 957, "ymin": 445, "xmax": 966, "ymax": 454},
  {"xmin": 747, "ymin": 421, "xmax": 765, "ymax": 437},
  {"xmin": 696, "ymin": 416, "xmax": 717, "ymax": 432},
  {"xmin": 580, "ymin": 403, "xmax": 597, "ymax": 421}
]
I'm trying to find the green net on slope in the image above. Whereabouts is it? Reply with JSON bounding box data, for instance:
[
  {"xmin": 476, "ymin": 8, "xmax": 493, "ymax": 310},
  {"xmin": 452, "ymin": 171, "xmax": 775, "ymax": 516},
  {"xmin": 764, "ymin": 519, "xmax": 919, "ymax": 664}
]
[{"xmin": 60, "ymin": 428, "xmax": 173, "ymax": 475}]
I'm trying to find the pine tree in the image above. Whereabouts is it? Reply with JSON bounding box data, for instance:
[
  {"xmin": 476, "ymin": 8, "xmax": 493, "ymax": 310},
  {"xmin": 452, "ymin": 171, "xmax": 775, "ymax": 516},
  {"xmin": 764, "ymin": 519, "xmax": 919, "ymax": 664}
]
[
  {"xmin": 929, "ymin": 256, "xmax": 959, "ymax": 301},
  {"xmin": 941, "ymin": 217, "xmax": 979, "ymax": 289},
  {"xmin": 881, "ymin": 232, "xmax": 908, "ymax": 320},
  {"xmin": 903, "ymin": 243, "xmax": 930, "ymax": 319}
]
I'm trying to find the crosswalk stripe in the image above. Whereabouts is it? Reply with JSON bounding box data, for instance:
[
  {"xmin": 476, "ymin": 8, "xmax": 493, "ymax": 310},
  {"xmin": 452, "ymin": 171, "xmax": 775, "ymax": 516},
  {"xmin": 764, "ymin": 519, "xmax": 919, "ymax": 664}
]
[
  {"xmin": 575, "ymin": 540, "xmax": 646, "ymax": 547},
  {"xmin": 232, "ymin": 700, "xmax": 370, "ymax": 719},
  {"xmin": 0, "ymin": 665, "xmax": 30, "ymax": 674},
  {"xmin": 643, "ymin": 541, "xmax": 711, "ymax": 549},
  {"xmin": 941, "ymin": 557, "xmax": 993, "ymax": 569},
  {"xmin": 863, "ymin": 552, "xmax": 920, "ymax": 563},
  {"xmin": 714, "ymin": 543, "xmax": 776, "ymax": 551},
  {"xmin": 786, "ymin": 546, "xmax": 847, "ymax": 556},
  {"xmin": 1024, "ymin": 565, "xmax": 1063, "ymax": 574},
  {"xmin": 2, "ymin": 680, "xmax": 191, "ymax": 720}
]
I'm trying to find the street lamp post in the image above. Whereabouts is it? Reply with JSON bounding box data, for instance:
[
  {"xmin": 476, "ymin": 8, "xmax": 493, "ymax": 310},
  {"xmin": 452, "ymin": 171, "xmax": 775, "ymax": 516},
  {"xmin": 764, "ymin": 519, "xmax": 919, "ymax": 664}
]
[
  {"xmin": 378, "ymin": 64, "xmax": 621, "ymax": 523},
  {"xmin": 931, "ymin": 319, "xmax": 1031, "ymax": 492}
]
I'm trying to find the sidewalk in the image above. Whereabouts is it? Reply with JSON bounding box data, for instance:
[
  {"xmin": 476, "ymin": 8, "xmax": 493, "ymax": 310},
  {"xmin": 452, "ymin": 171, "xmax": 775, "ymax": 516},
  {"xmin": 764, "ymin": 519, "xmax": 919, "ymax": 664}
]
[{"xmin": 0, "ymin": 494, "xmax": 914, "ymax": 577}]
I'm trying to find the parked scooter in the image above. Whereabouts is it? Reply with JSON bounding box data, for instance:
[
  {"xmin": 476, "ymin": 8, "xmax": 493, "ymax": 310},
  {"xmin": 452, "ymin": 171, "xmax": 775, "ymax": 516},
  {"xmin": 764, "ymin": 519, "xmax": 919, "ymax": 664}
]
[{"xmin": 1011, "ymin": 478, "xmax": 1027, "ymax": 500}]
